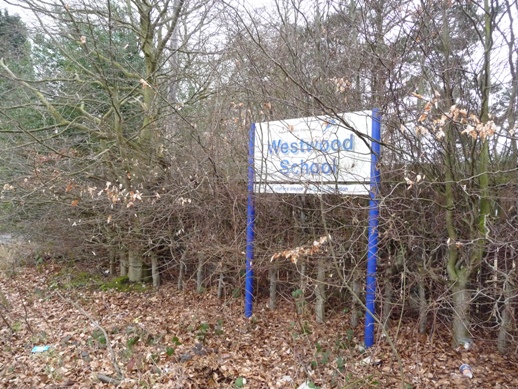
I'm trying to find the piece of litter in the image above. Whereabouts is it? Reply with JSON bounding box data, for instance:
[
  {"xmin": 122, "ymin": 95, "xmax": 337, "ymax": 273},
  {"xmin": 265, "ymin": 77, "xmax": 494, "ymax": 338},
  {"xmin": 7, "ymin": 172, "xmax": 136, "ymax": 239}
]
[
  {"xmin": 456, "ymin": 338, "xmax": 474, "ymax": 351},
  {"xmin": 360, "ymin": 356, "xmax": 382, "ymax": 366},
  {"xmin": 459, "ymin": 363, "xmax": 473, "ymax": 378},
  {"xmin": 32, "ymin": 345, "xmax": 50, "ymax": 353}
]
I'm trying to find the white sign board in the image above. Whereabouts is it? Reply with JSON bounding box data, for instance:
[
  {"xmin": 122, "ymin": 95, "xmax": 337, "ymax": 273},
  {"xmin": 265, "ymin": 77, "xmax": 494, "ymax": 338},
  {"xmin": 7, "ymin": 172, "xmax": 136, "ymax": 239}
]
[{"xmin": 254, "ymin": 111, "xmax": 372, "ymax": 194}]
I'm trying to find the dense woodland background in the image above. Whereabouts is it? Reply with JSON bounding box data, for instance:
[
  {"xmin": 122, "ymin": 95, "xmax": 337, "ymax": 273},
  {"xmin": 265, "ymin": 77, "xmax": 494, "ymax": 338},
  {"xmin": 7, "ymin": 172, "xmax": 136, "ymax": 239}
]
[{"xmin": 1, "ymin": 0, "xmax": 517, "ymax": 358}]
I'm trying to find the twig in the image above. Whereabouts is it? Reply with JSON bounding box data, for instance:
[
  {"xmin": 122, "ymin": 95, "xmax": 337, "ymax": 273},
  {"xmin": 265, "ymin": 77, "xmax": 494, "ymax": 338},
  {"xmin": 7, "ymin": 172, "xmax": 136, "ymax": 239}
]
[
  {"xmin": 54, "ymin": 290, "xmax": 124, "ymax": 380},
  {"xmin": 0, "ymin": 308, "xmax": 12, "ymax": 333},
  {"xmin": 20, "ymin": 298, "xmax": 34, "ymax": 334},
  {"xmin": 97, "ymin": 373, "xmax": 122, "ymax": 385},
  {"xmin": 11, "ymin": 284, "xmax": 34, "ymax": 334}
]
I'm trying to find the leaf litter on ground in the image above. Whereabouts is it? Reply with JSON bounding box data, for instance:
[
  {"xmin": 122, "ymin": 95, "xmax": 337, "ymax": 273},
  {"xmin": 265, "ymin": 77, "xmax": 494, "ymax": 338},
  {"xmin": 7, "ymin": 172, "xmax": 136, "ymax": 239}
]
[{"xmin": 1, "ymin": 264, "xmax": 518, "ymax": 388}]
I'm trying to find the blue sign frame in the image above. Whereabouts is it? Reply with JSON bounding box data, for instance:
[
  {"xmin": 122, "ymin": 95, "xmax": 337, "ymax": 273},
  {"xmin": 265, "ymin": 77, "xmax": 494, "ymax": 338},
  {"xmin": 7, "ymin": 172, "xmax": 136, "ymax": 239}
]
[{"xmin": 245, "ymin": 109, "xmax": 381, "ymax": 348}]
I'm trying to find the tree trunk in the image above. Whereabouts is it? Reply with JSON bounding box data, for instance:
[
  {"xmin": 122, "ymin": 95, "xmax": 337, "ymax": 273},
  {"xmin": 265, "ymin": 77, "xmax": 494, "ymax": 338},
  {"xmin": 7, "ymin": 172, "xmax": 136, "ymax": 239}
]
[
  {"xmin": 196, "ymin": 254, "xmax": 204, "ymax": 293},
  {"xmin": 168, "ymin": 0, "xmax": 180, "ymax": 105},
  {"xmin": 120, "ymin": 248, "xmax": 128, "ymax": 277},
  {"xmin": 299, "ymin": 258, "xmax": 306, "ymax": 290},
  {"xmin": 109, "ymin": 247, "xmax": 116, "ymax": 276},
  {"xmin": 217, "ymin": 265, "xmax": 226, "ymax": 299},
  {"xmin": 151, "ymin": 252, "xmax": 160, "ymax": 288},
  {"xmin": 296, "ymin": 258, "xmax": 307, "ymax": 314},
  {"xmin": 418, "ymin": 280, "xmax": 428, "ymax": 334},
  {"xmin": 128, "ymin": 249, "xmax": 143, "ymax": 282},
  {"xmin": 452, "ymin": 274, "xmax": 471, "ymax": 347},
  {"xmin": 497, "ymin": 278, "xmax": 513, "ymax": 353},
  {"xmin": 382, "ymin": 266, "xmax": 394, "ymax": 329},
  {"xmin": 350, "ymin": 276, "xmax": 361, "ymax": 328},
  {"xmin": 177, "ymin": 249, "xmax": 187, "ymax": 291},
  {"xmin": 315, "ymin": 256, "xmax": 326, "ymax": 323},
  {"xmin": 177, "ymin": 261, "xmax": 184, "ymax": 291},
  {"xmin": 269, "ymin": 262, "xmax": 278, "ymax": 310}
]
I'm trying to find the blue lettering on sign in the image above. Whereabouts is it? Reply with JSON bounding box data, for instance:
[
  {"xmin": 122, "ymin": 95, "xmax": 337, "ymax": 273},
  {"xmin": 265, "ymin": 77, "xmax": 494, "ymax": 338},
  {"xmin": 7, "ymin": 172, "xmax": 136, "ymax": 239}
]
[
  {"xmin": 268, "ymin": 134, "xmax": 354, "ymax": 155},
  {"xmin": 322, "ymin": 119, "xmax": 336, "ymax": 134},
  {"xmin": 269, "ymin": 133, "xmax": 355, "ymax": 177},
  {"xmin": 280, "ymin": 159, "xmax": 337, "ymax": 176}
]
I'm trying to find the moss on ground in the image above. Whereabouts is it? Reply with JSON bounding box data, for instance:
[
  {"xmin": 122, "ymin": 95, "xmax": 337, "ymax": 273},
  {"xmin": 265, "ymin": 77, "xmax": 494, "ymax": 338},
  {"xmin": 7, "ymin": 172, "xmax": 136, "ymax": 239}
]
[
  {"xmin": 52, "ymin": 268, "xmax": 149, "ymax": 292},
  {"xmin": 99, "ymin": 275, "xmax": 149, "ymax": 292}
]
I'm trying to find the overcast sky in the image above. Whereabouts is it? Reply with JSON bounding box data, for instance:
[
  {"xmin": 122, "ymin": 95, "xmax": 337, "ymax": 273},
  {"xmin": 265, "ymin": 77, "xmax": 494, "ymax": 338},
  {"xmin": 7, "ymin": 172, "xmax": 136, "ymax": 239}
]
[
  {"xmin": 2, "ymin": 0, "xmax": 41, "ymax": 25},
  {"xmin": 2, "ymin": 0, "xmax": 24, "ymax": 16}
]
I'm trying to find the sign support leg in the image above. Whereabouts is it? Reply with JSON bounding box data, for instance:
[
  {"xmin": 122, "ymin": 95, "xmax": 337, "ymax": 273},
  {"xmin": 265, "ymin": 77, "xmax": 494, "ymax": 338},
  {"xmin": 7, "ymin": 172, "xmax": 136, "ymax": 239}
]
[
  {"xmin": 365, "ymin": 108, "xmax": 381, "ymax": 347},
  {"xmin": 245, "ymin": 124, "xmax": 256, "ymax": 318}
]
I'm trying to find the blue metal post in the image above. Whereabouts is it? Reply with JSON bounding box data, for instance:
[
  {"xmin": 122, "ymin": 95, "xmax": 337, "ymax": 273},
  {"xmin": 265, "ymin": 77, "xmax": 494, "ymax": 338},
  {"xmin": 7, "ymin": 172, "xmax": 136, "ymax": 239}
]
[
  {"xmin": 365, "ymin": 109, "xmax": 381, "ymax": 348},
  {"xmin": 245, "ymin": 124, "xmax": 256, "ymax": 318}
]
